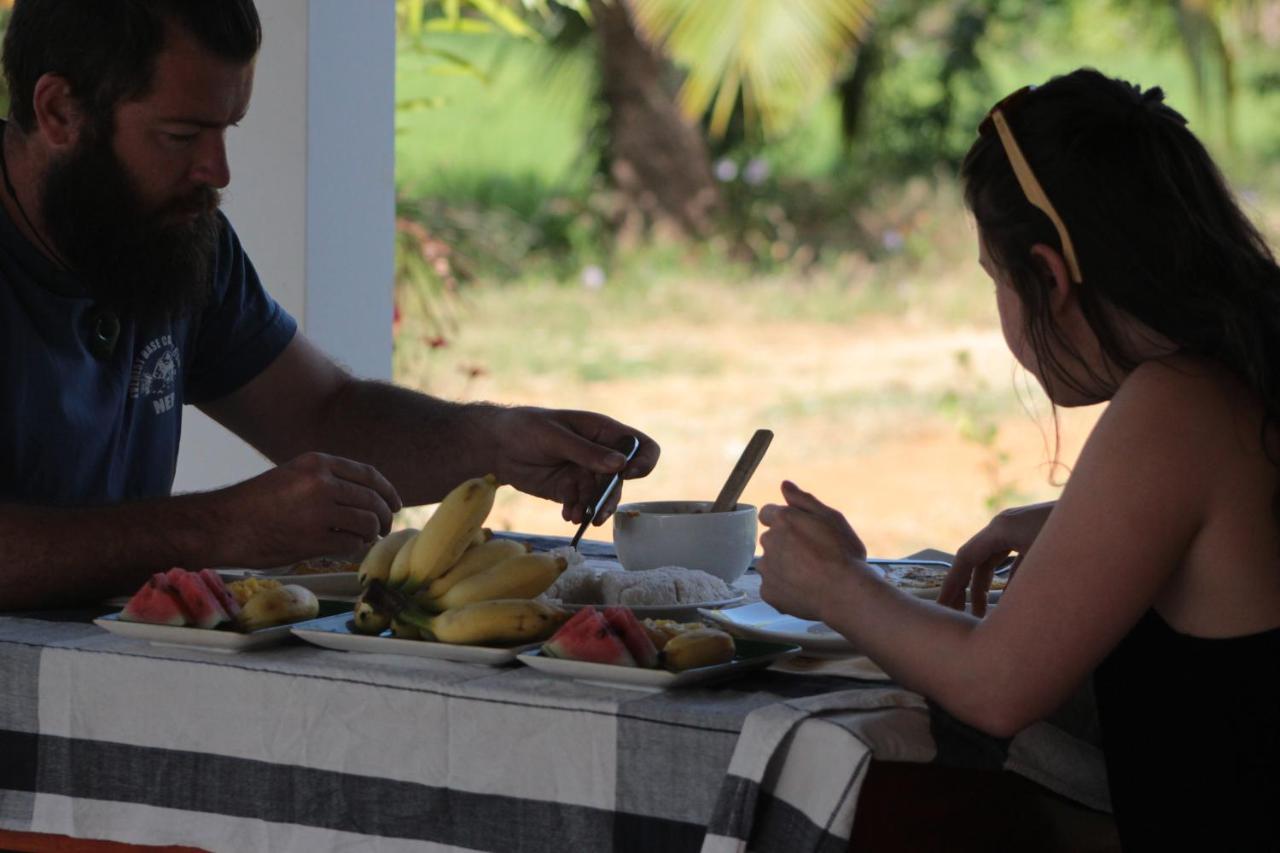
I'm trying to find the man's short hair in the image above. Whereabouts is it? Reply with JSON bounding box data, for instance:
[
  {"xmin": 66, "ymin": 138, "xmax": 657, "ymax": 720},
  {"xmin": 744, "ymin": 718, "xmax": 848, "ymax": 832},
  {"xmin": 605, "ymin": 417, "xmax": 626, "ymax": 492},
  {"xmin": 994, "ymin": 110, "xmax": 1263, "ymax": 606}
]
[{"xmin": 3, "ymin": 0, "xmax": 262, "ymax": 132}]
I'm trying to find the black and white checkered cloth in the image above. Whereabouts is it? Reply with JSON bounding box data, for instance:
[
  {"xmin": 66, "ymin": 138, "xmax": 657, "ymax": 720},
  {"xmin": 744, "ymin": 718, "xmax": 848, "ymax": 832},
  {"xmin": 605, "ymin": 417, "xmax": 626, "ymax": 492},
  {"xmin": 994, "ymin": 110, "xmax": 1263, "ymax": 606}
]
[{"xmin": 0, "ymin": 543, "xmax": 1108, "ymax": 852}]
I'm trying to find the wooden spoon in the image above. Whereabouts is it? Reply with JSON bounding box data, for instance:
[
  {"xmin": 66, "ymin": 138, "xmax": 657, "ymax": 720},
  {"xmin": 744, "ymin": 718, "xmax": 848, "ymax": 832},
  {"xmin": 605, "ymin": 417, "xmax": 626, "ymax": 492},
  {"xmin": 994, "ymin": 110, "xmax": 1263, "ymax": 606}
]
[{"xmin": 711, "ymin": 429, "xmax": 774, "ymax": 512}]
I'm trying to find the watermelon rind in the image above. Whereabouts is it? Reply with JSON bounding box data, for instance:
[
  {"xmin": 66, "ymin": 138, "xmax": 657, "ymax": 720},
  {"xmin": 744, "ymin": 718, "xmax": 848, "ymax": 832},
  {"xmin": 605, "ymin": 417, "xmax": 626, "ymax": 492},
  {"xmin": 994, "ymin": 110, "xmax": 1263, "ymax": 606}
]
[
  {"xmin": 198, "ymin": 568, "xmax": 242, "ymax": 621},
  {"xmin": 603, "ymin": 606, "xmax": 659, "ymax": 668},
  {"xmin": 119, "ymin": 573, "xmax": 189, "ymax": 626},
  {"xmin": 166, "ymin": 568, "xmax": 229, "ymax": 629},
  {"xmin": 542, "ymin": 605, "xmax": 636, "ymax": 666}
]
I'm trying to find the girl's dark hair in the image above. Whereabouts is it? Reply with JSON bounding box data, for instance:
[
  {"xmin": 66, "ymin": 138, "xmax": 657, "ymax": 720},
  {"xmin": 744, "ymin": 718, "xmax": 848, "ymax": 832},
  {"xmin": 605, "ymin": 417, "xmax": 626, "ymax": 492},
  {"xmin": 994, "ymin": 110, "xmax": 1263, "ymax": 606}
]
[
  {"xmin": 3, "ymin": 0, "xmax": 261, "ymax": 133},
  {"xmin": 961, "ymin": 68, "xmax": 1280, "ymax": 449}
]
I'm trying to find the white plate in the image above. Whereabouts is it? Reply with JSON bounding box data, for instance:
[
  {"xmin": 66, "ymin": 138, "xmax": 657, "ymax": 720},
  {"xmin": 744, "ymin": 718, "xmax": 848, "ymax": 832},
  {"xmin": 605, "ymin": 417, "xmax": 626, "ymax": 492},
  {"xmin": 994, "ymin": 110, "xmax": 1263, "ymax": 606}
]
[
  {"xmin": 516, "ymin": 639, "xmax": 801, "ymax": 691},
  {"xmin": 902, "ymin": 585, "xmax": 1003, "ymax": 603},
  {"xmin": 289, "ymin": 612, "xmax": 536, "ymax": 664},
  {"xmin": 93, "ymin": 613, "xmax": 300, "ymax": 653},
  {"xmin": 557, "ymin": 591, "xmax": 748, "ymax": 622},
  {"xmin": 697, "ymin": 601, "xmax": 858, "ymax": 655},
  {"xmin": 217, "ymin": 568, "xmax": 362, "ymax": 599}
]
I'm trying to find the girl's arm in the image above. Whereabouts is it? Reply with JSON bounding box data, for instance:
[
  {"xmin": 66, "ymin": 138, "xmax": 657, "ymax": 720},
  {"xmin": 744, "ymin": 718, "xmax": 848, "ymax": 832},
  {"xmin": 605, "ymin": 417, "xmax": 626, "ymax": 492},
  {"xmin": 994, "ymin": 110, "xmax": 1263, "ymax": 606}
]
[{"xmin": 758, "ymin": 361, "xmax": 1214, "ymax": 736}]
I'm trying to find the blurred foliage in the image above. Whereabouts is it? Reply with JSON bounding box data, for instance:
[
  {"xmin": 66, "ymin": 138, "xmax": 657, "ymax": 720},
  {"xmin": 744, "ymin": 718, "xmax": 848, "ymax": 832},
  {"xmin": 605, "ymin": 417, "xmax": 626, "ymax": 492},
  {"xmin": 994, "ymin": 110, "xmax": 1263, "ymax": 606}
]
[
  {"xmin": 627, "ymin": 0, "xmax": 875, "ymax": 139},
  {"xmin": 392, "ymin": 0, "xmax": 598, "ymax": 356},
  {"xmin": 393, "ymin": 0, "xmax": 1280, "ymax": 288}
]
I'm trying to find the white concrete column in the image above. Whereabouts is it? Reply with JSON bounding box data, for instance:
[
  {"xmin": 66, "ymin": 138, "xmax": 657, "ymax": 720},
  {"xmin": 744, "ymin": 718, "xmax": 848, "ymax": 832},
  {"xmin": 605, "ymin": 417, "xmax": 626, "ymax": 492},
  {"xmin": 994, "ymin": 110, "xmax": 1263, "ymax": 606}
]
[{"xmin": 174, "ymin": 0, "xmax": 396, "ymax": 492}]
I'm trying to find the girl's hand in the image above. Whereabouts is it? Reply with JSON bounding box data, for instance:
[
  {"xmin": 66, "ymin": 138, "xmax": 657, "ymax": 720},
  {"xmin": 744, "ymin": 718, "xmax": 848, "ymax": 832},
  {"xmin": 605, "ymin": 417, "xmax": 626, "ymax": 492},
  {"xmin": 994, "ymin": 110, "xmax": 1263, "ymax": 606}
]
[
  {"xmin": 938, "ymin": 501, "xmax": 1056, "ymax": 616},
  {"xmin": 757, "ymin": 481, "xmax": 878, "ymax": 622}
]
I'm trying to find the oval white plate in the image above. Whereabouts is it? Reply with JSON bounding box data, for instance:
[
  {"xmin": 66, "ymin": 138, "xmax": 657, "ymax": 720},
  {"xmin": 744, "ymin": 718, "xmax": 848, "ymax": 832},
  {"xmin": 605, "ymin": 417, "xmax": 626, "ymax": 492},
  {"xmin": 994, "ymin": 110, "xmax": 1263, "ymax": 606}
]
[
  {"xmin": 697, "ymin": 601, "xmax": 857, "ymax": 655},
  {"xmin": 557, "ymin": 591, "xmax": 748, "ymax": 622},
  {"xmin": 289, "ymin": 612, "xmax": 536, "ymax": 664},
  {"xmin": 516, "ymin": 639, "xmax": 800, "ymax": 691},
  {"xmin": 93, "ymin": 613, "xmax": 300, "ymax": 653},
  {"xmin": 217, "ymin": 568, "xmax": 362, "ymax": 599}
]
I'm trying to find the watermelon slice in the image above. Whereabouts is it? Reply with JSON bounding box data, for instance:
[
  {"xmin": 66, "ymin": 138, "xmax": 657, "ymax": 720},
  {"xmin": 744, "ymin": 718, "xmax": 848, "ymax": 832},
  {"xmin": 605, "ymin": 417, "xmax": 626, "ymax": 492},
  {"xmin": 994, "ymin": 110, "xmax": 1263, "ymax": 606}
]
[
  {"xmin": 603, "ymin": 606, "xmax": 659, "ymax": 668},
  {"xmin": 165, "ymin": 568, "xmax": 229, "ymax": 629},
  {"xmin": 120, "ymin": 573, "xmax": 188, "ymax": 626},
  {"xmin": 198, "ymin": 568, "xmax": 241, "ymax": 622},
  {"xmin": 542, "ymin": 606, "xmax": 636, "ymax": 667}
]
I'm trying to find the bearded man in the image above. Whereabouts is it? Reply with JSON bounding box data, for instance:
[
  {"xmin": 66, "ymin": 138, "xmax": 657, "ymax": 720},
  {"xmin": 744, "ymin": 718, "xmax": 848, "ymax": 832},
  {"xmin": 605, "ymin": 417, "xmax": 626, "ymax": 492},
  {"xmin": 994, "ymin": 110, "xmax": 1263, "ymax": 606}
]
[{"xmin": 0, "ymin": 0, "xmax": 658, "ymax": 609}]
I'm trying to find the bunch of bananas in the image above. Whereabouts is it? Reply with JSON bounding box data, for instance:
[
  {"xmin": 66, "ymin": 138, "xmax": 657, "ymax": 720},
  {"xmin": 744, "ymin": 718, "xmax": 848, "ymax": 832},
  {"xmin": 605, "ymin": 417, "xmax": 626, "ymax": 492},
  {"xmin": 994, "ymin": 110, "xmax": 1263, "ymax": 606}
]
[{"xmin": 352, "ymin": 474, "xmax": 569, "ymax": 645}]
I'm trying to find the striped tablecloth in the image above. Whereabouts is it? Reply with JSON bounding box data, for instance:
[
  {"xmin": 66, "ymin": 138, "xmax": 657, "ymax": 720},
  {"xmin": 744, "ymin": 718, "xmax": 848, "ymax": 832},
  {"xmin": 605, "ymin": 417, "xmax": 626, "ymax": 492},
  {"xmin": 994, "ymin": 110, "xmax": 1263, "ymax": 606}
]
[{"xmin": 0, "ymin": 539, "xmax": 1108, "ymax": 852}]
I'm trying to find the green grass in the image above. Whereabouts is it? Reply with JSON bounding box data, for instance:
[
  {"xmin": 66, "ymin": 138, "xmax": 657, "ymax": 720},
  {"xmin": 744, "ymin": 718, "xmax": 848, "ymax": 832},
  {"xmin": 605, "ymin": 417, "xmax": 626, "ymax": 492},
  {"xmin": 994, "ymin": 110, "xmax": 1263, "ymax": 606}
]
[{"xmin": 396, "ymin": 33, "xmax": 597, "ymax": 206}]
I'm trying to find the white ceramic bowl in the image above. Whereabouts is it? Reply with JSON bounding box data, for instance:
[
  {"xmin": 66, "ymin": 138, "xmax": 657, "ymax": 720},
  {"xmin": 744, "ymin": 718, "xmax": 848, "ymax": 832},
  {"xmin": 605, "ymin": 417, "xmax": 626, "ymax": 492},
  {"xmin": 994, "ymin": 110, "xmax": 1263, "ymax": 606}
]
[{"xmin": 612, "ymin": 500, "xmax": 757, "ymax": 584}]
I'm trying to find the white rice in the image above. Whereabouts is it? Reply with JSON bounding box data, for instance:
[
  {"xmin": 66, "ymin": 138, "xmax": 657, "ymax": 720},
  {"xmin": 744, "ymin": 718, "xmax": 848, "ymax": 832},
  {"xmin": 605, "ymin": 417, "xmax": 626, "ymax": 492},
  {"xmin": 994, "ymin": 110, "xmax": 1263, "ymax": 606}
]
[{"xmin": 543, "ymin": 561, "xmax": 733, "ymax": 607}]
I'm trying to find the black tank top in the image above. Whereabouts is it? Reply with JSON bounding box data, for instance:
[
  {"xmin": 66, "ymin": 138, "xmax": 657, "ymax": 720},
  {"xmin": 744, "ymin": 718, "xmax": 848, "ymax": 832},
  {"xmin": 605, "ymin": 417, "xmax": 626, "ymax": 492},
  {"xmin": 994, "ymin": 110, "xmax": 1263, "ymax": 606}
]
[{"xmin": 1095, "ymin": 609, "xmax": 1280, "ymax": 851}]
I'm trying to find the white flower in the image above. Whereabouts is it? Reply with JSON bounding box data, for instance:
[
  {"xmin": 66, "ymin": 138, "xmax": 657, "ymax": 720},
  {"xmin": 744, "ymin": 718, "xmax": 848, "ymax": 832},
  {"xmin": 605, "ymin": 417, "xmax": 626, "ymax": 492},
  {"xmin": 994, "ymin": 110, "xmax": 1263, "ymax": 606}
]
[
  {"xmin": 743, "ymin": 158, "xmax": 770, "ymax": 186},
  {"xmin": 714, "ymin": 158, "xmax": 739, "ymax": 182},
  {"xmin": 581, "ymin": 265, "xmax": 606, "ymax": 290}
]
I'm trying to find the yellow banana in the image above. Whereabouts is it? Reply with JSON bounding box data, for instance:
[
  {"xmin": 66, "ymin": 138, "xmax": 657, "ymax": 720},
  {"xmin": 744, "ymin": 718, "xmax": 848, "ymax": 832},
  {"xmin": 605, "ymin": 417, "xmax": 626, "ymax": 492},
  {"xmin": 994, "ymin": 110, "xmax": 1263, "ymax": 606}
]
[
  {"xmin": 661, "ymin": 628, "xmax": 736, "ymax": 671},
  {"xmin": 472, "ymin": 527, "xmax": 494, "ymax": 546},
  {"xmin": 358, "ymin": 528, "xmax": 418, "ymax": 587},
  {"xmin": 386, "ymin": 532, "xmax": 419, "ymax": 589},
  {"xmin": 429, "ymin": 553, "xmax": 567, "ymax": 612},
  {"xmin": 390, "ymin": 616, "xmax": 421, "ymax": 640},
  {"xmin": 419, "ymin": 538, "xmax": 532, "ymax": 602},
  {"xmin": 352, "ymin": 590, "xmax": 390, "ymax": 634},
  {"xmin": 404, "ymin": 474, "xmax": 499, "ymax": 592},
  {"xmin": 424, "ymin": 598, "xmax": 568, "ymax": 645},
  {"xmin": 238, "ymin": 584, "xmax": 319, "ymax": 631}
]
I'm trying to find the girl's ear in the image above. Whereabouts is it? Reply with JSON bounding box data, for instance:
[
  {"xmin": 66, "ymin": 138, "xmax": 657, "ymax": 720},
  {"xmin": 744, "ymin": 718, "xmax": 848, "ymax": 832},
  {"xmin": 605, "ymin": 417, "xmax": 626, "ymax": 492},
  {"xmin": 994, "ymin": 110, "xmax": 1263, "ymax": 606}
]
[
  {"xmin": 32, "ymin": 73, "xmax": 85, "ymax": 149},
  {"xmin": 1029, "ymin": 242, "xmax": 1075, "ymax": 314}
]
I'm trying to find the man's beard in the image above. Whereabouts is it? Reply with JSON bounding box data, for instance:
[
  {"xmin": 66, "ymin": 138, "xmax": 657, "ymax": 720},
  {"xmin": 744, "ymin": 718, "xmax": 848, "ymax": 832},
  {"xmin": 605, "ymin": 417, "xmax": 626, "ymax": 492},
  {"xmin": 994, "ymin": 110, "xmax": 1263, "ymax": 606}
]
[{"xmin": 40, "ymin": 130, "xmax": 221, "ymax": 324}]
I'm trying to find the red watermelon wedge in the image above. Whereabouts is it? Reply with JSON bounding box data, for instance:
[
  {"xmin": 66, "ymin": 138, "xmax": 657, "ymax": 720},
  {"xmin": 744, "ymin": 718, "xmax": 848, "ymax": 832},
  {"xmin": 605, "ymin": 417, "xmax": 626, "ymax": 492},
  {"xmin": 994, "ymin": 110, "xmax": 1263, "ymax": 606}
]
[
  {"xmin": 542, "ymin": 606, "xmax": 636, "ymax": 666},
  {"xmin": 603, "ymin": 607, "xmax": 659, "ymax": 668},
  {"xmin": 198, "ymin": 568, "xmax": 241, "ymax": 622},
  {"xmin": 120, "ymin": 573, "xmax": 188, "ymax": 626},
  {"xmin": 165, "ymin": 568, "xmax": 229, "ymax": 629}
]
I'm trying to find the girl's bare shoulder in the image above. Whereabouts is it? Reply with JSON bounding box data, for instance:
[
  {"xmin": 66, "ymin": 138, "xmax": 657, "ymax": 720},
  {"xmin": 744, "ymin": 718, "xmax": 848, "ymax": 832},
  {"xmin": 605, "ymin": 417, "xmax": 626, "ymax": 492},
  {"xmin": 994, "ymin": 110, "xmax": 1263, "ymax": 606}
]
[
  {"xmin": 1117, "ymin": 356, "xmax": 1260, "ymax": 422},
  {"xmin": 1106, "ymin": 355, "xmax": 1270, "ymax": 467}
]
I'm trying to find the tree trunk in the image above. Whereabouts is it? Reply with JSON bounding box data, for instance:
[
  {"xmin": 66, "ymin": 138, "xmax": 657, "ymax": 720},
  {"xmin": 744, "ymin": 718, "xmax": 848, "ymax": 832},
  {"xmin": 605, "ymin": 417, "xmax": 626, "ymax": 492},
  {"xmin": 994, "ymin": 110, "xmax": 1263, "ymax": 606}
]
[{"xmin": 590, "ymin": 0, "xmax": 720, "ymax": 242}]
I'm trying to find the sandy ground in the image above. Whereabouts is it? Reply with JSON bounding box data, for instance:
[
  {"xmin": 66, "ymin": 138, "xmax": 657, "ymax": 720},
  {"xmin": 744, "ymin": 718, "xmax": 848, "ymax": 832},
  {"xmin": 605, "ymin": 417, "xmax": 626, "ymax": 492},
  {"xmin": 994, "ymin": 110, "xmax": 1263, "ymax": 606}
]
[{"xmin": 400, "ymin": 309, "xmax": 1105, "ymax": 558}]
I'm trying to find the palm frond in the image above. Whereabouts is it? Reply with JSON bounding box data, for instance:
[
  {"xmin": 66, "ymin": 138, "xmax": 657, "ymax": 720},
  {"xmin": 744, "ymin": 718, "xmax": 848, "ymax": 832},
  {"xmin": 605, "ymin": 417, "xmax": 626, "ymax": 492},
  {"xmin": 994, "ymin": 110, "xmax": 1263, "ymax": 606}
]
[{"xmin": 629, "ymin": 0, "xmax": 877, "ymax": 139}]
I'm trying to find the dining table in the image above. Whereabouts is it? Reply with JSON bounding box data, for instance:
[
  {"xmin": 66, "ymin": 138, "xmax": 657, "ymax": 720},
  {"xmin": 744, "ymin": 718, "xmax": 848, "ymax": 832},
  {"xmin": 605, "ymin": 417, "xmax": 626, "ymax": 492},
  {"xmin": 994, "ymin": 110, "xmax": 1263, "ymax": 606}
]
[{"xmin": 0, "ymin": 534, "xmax": 1113, "ymax": 852}]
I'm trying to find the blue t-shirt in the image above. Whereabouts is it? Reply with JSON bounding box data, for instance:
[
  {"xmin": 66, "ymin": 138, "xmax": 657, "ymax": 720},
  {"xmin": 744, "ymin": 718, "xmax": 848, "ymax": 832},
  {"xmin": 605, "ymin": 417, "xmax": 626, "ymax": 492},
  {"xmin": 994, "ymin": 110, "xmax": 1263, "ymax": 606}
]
[{"xmin": 0, "ymin": 203, "xmax": 297, "ymax": 507}]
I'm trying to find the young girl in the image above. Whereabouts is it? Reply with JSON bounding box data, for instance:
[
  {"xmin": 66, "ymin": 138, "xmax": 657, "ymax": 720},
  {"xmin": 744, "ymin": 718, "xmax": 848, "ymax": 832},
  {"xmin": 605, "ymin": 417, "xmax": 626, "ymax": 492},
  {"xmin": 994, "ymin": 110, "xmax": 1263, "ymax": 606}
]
[{"xmin": 756, "ymin": 68, "xmax": 1280, "ymax": 849}]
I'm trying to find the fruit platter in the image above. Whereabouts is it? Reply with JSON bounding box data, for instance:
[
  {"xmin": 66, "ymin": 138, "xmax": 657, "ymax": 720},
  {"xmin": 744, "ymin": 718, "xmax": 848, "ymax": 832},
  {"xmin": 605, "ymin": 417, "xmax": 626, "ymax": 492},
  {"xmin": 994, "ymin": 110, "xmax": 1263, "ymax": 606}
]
[
  {"xmin": 289, "ymin": 474, "xmax": 576, "ymax": 661},
  {"xmin": 518, "ymin": 605, "xmax": 800, "ymax": 690},
  {"xmin": 284, "ymin": 474, "xmax": 799, "ymax": 685},
  {"xmin": 95, "ymin": 567, "xmax": 343, "ymax": 652}
]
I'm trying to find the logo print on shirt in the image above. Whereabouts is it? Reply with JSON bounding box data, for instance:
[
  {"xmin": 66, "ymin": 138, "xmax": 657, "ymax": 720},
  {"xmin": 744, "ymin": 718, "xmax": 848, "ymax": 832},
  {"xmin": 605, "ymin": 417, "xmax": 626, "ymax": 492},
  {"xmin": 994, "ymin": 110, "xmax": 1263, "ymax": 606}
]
[{"xmin": 129, "ymin": 335, "xmax": 181, "ymax": 414}]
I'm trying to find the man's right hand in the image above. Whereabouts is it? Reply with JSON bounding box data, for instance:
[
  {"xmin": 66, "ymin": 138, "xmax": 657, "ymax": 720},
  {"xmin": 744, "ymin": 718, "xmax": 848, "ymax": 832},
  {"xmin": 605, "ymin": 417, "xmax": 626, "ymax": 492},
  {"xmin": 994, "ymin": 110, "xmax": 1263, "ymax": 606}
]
[
  {"xmin": 937, "ymin": 501, "xmax": 1056, "ymax": 616},
  {"xmin": 214, "ymin": 452, "xmax": 402, "ymax": 568}
]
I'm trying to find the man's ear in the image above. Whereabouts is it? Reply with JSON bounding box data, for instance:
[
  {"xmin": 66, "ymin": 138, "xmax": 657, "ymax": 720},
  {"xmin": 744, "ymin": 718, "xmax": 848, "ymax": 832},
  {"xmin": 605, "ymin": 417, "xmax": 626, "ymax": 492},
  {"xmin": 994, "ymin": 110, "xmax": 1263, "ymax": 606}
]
[
  {"xmin": 31, "ymin": 73, "xmax": 86, "ymax": 149},
  {"xmin": 1029, "ymin": 242, "xmax": 1075, "ymax": 314}
]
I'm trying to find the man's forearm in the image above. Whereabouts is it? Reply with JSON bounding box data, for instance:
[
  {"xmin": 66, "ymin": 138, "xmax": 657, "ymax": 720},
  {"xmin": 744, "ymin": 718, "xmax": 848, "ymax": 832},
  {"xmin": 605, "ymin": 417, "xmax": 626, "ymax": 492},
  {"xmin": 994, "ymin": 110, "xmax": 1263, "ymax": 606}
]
[
  {"xmin": 0, "ymin": 496, "xmax": 223, "ymax": 610},
  {"xmin": 306, "ymin": 380, "xmax": 503, "ymax": 505}
]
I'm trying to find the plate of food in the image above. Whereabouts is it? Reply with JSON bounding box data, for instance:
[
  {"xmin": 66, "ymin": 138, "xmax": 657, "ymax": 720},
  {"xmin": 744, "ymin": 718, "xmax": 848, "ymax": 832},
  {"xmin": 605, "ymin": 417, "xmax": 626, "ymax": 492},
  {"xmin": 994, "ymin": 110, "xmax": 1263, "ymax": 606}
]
[
  {"xmin": 94, "ymin": 612, "xmax": 310, "ymax": 652},
  {"xmin": 558, "ymin": 593, "xmax": 748, "ymax": 622},
  {"xmin": 697, "ymin": 600, "xmax": 857, "ymax": 656},
  {"xmin": 220, "ymin": 555, "xmax": 364, "ymax": 598},
  {"xmin": 95, "ymin": 569, "xmax": 343, "ymax": 653},
  {"xmin": 518, "ymin": 640, "xmax": 799, "ymax": 690},
  {"xmin": 289, "ymin": 612, "xmax": 540, "ymax": 665},
  {"xmin": 516, "ymin": 605, "xmax": 800, "ymax": 691},
  {"xmin": 871, "ymin": 558, "xmax": 1006, "ymax": 602},
  {"xmin": 542, "ymin": 561, "xmax": 750, "ymax": 621}
]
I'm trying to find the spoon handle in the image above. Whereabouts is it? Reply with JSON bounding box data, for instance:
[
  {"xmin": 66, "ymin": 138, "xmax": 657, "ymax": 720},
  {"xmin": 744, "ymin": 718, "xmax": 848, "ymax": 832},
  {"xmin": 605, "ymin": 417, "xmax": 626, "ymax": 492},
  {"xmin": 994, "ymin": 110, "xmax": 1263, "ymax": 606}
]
[{"xmin": 712, "ymin": 429, "xmax": 774, "ymax": 513}]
